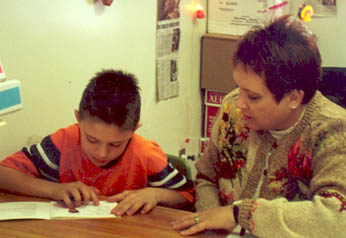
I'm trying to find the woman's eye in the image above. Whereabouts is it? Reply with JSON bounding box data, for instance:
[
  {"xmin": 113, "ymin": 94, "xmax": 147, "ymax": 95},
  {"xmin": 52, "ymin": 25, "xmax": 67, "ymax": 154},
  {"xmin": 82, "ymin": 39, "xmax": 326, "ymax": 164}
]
[
  {"xmin": 110, "ymin": 144, "xmax": 121, "ymax": 148},
  {"xmin": 248, "ymin": 95, "xmax": 259, "ymax": 100}
]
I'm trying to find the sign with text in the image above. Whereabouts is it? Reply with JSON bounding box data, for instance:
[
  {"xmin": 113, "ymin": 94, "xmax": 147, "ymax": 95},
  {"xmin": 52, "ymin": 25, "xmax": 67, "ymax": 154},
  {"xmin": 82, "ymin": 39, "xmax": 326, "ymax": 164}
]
[{"xmin": 205, "ymin": 89, "xmax": 228, "ymax": 106}]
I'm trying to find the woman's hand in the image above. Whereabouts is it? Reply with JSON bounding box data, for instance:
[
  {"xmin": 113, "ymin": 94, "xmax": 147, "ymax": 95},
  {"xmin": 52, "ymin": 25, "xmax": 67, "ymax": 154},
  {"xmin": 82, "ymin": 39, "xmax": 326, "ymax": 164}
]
[
  {"xmin": 51, "ymin": 181, "xmax": 100, "ymax": 208},
  {"xmin": 107, "ymin": 188, "xmax": 158, "ymax": 216},
  {"xmin": 171, "ymin": 205, "xmax": 237, "ymax": 236}
]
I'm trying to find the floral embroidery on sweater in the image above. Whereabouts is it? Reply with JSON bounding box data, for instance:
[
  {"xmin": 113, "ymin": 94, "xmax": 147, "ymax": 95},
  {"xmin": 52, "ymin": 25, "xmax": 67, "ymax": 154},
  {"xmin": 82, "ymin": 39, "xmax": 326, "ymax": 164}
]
[
  {"xmin": 219, "ymin": 188, "xmax": 234, "ymax": 205},
  {"xmin": 217, "ymin": 103, "xmax": 250, "ymax": 185},
  {"xmin": 268, "ymin": 137, "xmax": 313, "ymax": 200},
  {"xmin": 319, "ymin": 191, "xmax": 346, "ymax": 212}
]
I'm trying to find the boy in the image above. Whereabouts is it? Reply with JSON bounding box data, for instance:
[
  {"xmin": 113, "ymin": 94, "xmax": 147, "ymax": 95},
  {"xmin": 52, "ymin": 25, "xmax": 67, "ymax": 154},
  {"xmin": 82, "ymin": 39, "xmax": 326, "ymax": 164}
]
[{"xmin": 0, "ymin": 69, "xmax": 194, "ymax": 216}]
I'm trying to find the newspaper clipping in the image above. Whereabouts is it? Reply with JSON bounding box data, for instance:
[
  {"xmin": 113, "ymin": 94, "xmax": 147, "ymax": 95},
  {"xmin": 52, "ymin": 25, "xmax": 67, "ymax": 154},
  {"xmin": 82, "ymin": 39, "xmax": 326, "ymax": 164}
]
[{"xmin": 156, "ymin": 0, "xmax": 180, "ymax": 102}]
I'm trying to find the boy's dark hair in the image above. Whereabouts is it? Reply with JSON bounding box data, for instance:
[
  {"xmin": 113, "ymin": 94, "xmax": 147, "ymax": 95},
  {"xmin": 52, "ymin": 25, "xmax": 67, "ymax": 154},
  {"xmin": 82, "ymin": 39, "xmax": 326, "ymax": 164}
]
[
  {"xmin": 79, "ymin": 69, "xmax": 141, "ymax": 131},
  {"xmin": 233, "ymin": 15, "xmax": 321, "ymax": 104}
]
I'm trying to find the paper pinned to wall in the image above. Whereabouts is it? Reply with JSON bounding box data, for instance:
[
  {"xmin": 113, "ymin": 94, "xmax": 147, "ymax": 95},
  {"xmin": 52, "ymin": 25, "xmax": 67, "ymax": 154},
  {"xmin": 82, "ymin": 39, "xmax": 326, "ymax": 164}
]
[
  {"xmin": 207, "ymin": 0, "xmax": 290, "ymax": 36},
  {"xmin": 306, "ymin": 0, "xmax": 337, "ymax": 17},
  {"xmin": 156, "ymin": 0, "xmax": 180, "ymax": 102}
]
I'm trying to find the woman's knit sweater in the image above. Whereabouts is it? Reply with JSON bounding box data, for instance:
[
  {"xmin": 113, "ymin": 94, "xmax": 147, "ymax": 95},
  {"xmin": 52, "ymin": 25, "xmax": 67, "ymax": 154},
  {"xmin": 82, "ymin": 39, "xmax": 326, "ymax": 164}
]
[{"xmin": 195, "ymin": 89, "xmax": 346, "ymax": 238}]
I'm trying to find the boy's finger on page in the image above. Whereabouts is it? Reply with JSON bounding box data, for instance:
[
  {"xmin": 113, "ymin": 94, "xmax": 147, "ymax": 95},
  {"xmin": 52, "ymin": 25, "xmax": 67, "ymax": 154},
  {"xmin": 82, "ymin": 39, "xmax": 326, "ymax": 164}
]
[
  {"xmin": 111, "ymin": 201, "xmax": 130, "ymax": 216},
  {"xmin": 69, "ymin": 190, "xmax": 82, "ymax": 207},
  {"xmin": 80, "ymin": 188, "xmax": 92, "ymax": 205},
  {"xmin": 54, "ymin": 201, "xmax": 68, "ymax": 208},
  {"xmin": 92, "ymin": 187, "xmax": 100, "ymax": 194},
  {"xmin": 90, "ymin": 190, "xmax": 99, "ymax": 206},
  {"xmin": 62, "ymin": 194, "xmax": 73, "ymax": 209}
]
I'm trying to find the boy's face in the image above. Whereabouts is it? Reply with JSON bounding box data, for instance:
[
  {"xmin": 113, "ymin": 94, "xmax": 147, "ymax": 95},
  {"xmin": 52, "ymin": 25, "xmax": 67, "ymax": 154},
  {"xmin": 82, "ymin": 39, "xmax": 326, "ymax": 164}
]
[{"xmin": 75, "ymin": 110, "xmax": 136, "ymax": 167}]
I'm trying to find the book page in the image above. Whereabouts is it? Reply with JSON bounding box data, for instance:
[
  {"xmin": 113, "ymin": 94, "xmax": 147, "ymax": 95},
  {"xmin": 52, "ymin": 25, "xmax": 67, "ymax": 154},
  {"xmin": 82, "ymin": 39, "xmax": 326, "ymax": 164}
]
[
  {"xmin": 50, "ymin": 201, "xmax": 118, "ymax": 219},
  {"xmin": 0, "ymin": 201, "xmax": 51, "ymax": 220}
]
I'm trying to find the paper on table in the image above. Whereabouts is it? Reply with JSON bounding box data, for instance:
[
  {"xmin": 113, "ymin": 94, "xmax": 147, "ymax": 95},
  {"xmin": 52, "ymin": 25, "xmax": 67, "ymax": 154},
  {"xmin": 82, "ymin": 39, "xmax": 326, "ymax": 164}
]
[
  {"xmin": 226, "ymin": 226, "xmax": 255, "ymax": 238},
  {"xmin": 0, "ymin": 201, "xmax": 118, "ymax": 221}
]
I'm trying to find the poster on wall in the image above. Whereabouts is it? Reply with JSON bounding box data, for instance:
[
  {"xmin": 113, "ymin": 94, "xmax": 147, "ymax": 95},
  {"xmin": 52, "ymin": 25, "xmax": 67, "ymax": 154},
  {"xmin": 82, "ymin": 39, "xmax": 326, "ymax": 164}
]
[
  {"xmin": 306, "ymin": 0, "xmax": 337, "ymax": 17},
  {"xmin": 207, "ymin": 0, "xmax": 290, "ymax": 36},
  {"xmin": 156, "ymin": 0, "xmax": 180, "ymax": 102}
]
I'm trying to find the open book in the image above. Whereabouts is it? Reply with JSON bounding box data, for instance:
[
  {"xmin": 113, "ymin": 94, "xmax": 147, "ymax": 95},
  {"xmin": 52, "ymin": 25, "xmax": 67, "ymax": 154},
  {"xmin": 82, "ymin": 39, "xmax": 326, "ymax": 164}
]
[{"xmin": 0, "ymin": 201, "xmax": 118, "ymax": 221}]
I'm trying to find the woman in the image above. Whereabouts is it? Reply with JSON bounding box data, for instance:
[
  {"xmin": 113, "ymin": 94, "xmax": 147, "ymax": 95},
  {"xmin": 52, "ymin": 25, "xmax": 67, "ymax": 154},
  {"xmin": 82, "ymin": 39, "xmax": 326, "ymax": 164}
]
[{"xmin": 172, "ymin": 15, "xmax": 346, "ymax": 238}]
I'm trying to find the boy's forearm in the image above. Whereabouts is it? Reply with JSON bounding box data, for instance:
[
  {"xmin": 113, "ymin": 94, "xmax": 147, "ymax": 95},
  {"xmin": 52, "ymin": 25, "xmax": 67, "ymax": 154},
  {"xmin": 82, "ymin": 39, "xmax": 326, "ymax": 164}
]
[
  {"xmin": 0, "ymin": 165, "xmax": 56, "ymax": 199},
  {"xmin": 153, "ymin": 188, "xmax": 189, "ymax": 208}
]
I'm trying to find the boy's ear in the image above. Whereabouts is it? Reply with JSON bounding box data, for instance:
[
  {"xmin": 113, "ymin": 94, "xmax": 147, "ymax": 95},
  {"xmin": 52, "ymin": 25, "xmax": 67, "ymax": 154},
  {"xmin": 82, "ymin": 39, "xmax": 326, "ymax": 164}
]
[
  {"xmin": 134, "ymin": 123, "xmax": 142, "ymax": 131},
  {"xmin": 74, "ymin": 110, "xmax": 81, "ymax": 123},
  {"xmin": 287, "ymin": 89, "xmax": 304, "ymax": 109}
]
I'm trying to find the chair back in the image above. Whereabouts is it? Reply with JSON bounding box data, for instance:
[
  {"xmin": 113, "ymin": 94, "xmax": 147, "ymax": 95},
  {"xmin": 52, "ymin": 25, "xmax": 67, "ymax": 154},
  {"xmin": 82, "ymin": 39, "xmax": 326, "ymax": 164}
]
[{"xmin": 167, "ymin": 154, "xmax": 192, "ymax": 180}]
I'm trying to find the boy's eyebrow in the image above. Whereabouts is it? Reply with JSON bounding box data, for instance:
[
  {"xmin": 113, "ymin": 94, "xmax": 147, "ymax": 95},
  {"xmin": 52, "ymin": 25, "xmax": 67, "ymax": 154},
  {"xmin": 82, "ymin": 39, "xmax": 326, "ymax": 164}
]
[{"xmin": 86, "ymin": 133, "xmax": 125, "ymax": 144}]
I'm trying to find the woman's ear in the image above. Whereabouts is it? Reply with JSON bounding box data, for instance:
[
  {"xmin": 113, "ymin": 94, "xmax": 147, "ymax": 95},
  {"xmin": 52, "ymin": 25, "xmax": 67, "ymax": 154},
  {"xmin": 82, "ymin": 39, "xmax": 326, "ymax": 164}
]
[
  {"xmin": 74, "ymin": 110, "xmax": 81, "ymax": 123},
  {"xmin": 288, "ymin": 90, "xmax": 304, "ymax": 109}
]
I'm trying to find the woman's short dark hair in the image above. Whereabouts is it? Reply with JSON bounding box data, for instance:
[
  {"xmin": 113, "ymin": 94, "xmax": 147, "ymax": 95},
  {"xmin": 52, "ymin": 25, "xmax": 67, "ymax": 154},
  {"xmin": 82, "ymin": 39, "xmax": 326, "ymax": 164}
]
[
  {"xmin": 233, "ymin": 15, "xmax": 322, "ymax": 104},
  {"xmin": 79, "ymin": 69, "xmax": 141, "ymax": 131}
]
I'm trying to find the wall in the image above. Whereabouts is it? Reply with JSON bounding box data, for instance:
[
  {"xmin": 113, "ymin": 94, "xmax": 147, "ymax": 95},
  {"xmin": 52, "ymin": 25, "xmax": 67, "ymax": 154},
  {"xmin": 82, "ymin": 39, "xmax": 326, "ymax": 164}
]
[{"xmin": 0, "ymin": 0, "xmax": 207, "ymax": 158}]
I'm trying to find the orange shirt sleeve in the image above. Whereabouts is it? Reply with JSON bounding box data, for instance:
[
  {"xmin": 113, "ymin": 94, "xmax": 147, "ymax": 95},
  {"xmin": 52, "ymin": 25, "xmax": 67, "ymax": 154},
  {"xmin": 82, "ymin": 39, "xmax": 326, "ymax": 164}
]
[{"xmin": 0, "ymin": 150, "xmax": 40, "ymax": 177}]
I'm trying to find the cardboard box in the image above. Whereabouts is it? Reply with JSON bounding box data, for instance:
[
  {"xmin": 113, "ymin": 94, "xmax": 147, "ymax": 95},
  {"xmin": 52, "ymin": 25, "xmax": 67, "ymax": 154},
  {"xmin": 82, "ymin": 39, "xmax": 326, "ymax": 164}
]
[
  {"xmin": 203, "ymin": 90, "xmax": 228, "ymax": 138},
  {"xmin": 201, "ymin": 33, "xmax": 239, "ymax": 92}
]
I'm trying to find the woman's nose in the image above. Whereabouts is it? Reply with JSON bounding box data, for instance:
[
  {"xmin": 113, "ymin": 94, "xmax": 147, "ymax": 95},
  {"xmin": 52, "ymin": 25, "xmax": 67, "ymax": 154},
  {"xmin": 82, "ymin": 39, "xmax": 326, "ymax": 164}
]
[{"xmin": 236, "ymin": 94, "xmax": 247, "ymax": 109}]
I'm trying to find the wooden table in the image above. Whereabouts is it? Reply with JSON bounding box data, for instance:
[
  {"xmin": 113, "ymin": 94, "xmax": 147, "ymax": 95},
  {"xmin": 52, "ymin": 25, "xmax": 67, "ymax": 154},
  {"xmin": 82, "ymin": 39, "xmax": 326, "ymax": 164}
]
[{"xmin": 0, "ymin": 192, "xmax": 228, "ymax": 238}]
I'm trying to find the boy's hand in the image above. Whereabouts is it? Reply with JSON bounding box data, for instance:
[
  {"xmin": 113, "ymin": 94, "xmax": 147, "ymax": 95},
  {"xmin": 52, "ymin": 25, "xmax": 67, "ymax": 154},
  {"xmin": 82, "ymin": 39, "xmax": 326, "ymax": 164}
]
[
  {"xmin": 171, "ymin": 205, "xmax": 236, "ymax": 236},
  {"xmin": 107, "ymin": 188, "xmax": 158, "ymax": 216},
  {"xmin": 51, "ymin": 181, "xmax": 100, "ymax": 208}
]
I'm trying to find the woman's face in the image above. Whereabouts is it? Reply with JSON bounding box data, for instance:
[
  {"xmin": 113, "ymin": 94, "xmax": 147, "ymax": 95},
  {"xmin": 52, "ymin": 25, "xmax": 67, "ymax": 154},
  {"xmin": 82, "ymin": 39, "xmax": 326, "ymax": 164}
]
[{"xmin": 234, "ymin": 65, "xmax": 299, "ymax": 131}]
